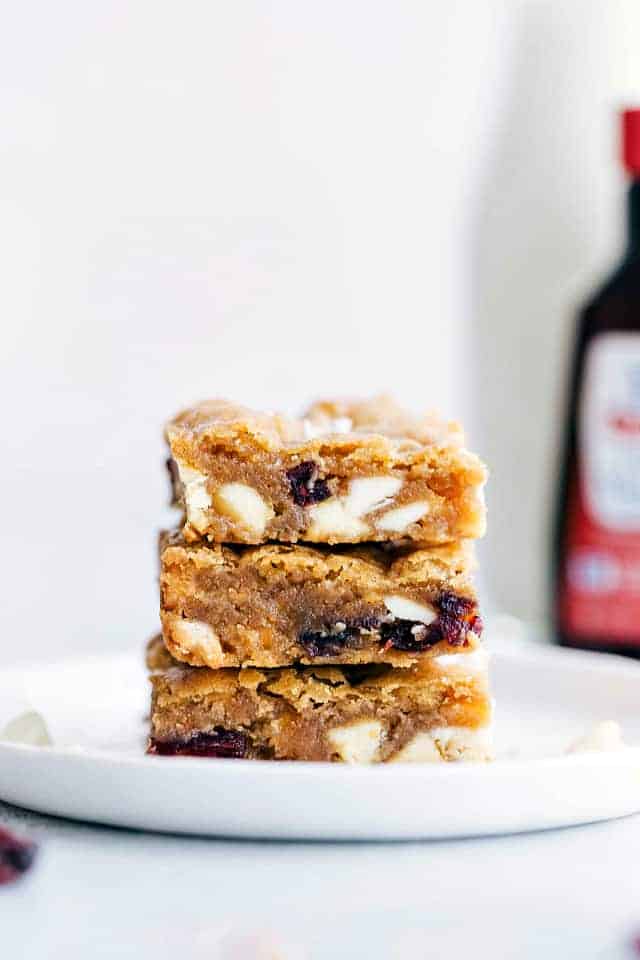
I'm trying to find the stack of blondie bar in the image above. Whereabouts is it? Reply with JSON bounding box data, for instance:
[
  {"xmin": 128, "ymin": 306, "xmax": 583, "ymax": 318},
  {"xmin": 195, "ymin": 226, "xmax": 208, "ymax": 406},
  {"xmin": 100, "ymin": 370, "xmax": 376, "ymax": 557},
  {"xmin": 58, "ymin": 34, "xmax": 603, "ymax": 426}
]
[{"xmin": 146, "ymin": 396, "xmax": 492, "ymax": 763}]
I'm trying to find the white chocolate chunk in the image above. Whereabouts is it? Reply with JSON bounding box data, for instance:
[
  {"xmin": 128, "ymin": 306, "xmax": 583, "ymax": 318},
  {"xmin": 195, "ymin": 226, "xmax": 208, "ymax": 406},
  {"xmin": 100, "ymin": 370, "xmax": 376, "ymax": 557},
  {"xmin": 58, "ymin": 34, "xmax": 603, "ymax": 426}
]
[
  {"xmin": 433, "ymin": 648, "xmax": 489, "ymax": 677},
  {"xmin": 392, "ymin": 733, "xmax": 443, "ymax": 763},
  {"xmin": 170, "ymin": 619, "xmax": 224, "ymax": 667},
  {"xmin": 327, "ymin": 720, "xmax": 383, "ymax": 763},
  {"xmin": 306, "ymin": 476, "xmax": 401, "ymax": 538},
  {"xmin": 344, "ymin": 476, "xmax": 402, "ymax": 518},
  {"xmin": 392, "ymin": 726, "xmax": 493, "ymax": 763},
  {"xmin": 474, "ymin": 483, "xmax": 486, "ymax": 509},
  {"xmin": 377, "ymin": 500, "xmax": 430, "ymax": 532},
  {"xmin": 302, "ymin": 416, "xmax": 353, "ymax": 439},
  {"xmin": 1, "ymin": 710, "xmax": 51, "ymax": 746},
  {"xmin": 472, "ymin": 483, "xmax": 487, "ymax": 535},
  {"xmin": 428, "ymin": 725, "xmax": 493, "ymax": 761},
  {"xmin": 383, "ymin": 594, "xmax": 438, "ymax": 625},
  {"xmin": 213, "ymin": 482, "xmax": 274, "ymax": 535},
  {"xmin": 176, "ymin": 460, "xmax": 212, "ymax": 534},
  {"xmin": 307, "ymin": 498, "xmax": 369, "ymax": 539},
  {"xmin": 568, "ymin": 721, "xmax": 624, "ymax": 754}
]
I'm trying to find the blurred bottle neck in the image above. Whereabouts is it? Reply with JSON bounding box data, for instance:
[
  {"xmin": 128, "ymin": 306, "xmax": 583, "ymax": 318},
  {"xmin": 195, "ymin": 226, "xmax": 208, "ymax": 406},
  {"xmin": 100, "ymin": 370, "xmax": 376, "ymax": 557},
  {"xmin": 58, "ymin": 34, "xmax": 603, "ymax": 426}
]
[{"xmin": 627, "ymin": 179, "xmax": 640, "ymax": 259}]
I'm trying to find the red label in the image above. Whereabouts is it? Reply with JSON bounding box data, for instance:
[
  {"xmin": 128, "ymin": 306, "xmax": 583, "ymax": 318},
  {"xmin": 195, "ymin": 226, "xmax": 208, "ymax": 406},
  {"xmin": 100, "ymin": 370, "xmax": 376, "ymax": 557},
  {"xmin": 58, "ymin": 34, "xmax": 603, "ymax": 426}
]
[{"xmin": 559, "ymin": 472, "xmax": 640, "ymax": 640}]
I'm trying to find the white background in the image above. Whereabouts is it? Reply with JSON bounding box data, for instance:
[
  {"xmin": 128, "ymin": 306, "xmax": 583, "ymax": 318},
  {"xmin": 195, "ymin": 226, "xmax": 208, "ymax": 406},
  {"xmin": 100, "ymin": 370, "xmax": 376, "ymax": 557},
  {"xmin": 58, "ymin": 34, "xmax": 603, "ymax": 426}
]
[{"xmin": 1, "ymin": 0, "xmax": 640, "ymax": 662}]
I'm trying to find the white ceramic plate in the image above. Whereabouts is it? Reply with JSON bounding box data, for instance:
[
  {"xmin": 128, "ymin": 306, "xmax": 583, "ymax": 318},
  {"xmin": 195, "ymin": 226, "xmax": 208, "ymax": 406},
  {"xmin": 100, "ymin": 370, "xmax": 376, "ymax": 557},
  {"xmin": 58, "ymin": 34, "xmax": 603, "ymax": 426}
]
[{"xmin": 1, "ymin": 635, "xmax": 640, "ymax": 839}]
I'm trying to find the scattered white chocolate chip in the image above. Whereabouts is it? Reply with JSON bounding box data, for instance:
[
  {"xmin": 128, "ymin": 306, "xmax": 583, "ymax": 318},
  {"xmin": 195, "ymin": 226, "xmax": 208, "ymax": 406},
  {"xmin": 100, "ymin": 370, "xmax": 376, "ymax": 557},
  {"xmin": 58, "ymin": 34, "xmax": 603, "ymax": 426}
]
[
  {"xmin": 175, "ymin": 460, "xmax": 212, "ymax": 534},
  {"xmin": 344, "ymin": 475, "xmax": 402, "ymax": 518},
  {"xmin": 391, "ymin": 732, "xmax": 443, "ymax": 763},
  {"xmin": 307, "ymin": 498, "xmax": 368, "ymax": 539},
  {"xmin": 170, "ymin": 618, "xmax": 224, "ymax": 667},
  {"xmin": 383, "ymin": 594, "xmax": 438, "ymax": 625},
  {"xmin": 567, "ymin": 721, "xmax": 625, "ymax": 754},
  {"xmin": 377, "ymin": 500, "xmax": 430, "ymax": 532},
  {"xmin": 1, "ymin": 710, "xmax": 51, "ymax": 746},
  {"xmin": 327, "ymin": 720, "xmax": 383, "ymax": 763},
  {"xmin": 213, "ymin": 482, "xmax": 274, "ymax": 536}
]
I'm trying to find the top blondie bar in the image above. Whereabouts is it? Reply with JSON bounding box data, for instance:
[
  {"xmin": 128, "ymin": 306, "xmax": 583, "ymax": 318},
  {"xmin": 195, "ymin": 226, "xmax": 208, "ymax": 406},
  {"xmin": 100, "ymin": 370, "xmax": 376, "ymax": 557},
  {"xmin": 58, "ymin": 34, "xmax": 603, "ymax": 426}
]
[{"xmin": 166, "ymin": 395, "xmax": 487, "ymax": 546}]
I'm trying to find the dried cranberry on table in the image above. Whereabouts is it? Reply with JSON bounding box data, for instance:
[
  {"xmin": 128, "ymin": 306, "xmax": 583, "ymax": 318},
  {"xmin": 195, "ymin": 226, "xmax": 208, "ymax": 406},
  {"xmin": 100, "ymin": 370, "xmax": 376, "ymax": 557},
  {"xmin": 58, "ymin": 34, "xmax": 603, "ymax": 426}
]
[{"xmin": 0, "ymin": 825, "xmax": 37, "ymax": 886}]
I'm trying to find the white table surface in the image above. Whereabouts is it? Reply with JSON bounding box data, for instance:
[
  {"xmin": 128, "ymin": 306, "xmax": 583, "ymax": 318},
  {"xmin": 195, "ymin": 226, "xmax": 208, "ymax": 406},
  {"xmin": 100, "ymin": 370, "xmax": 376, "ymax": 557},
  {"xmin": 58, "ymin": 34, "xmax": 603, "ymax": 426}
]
[
  {"xmin": 4, "ymin": 621, "xmax": 640, "ymax": 958},
  {"xmin": 3, "ymin": 796, "xmax": 640, "ymax": 959}
]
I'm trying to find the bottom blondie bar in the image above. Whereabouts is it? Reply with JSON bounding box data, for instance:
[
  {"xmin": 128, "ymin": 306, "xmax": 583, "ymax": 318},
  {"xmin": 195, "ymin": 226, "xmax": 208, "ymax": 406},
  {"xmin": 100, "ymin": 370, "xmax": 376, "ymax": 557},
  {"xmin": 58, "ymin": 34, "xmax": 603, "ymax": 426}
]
[{"xmin": 146, "ymin": 637, "xmax": 492, "ymax": 763}]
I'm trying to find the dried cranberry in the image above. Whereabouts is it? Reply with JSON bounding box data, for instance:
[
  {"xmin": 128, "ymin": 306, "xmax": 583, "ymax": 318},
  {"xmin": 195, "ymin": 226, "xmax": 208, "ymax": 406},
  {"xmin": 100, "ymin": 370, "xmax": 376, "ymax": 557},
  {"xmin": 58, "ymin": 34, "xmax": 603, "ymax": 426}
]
[
  {"xmin": 299, "ymin": 627, "xmax": 355, "ymax": 658},
  {"xmin": 379, "ymin": 595, "xmax": 481, "ymax": 652},
  {"xmin": 380, "ymin": 619, "xmax": 440, "ymax": 652},
  {"xmin": 350, "ymin": 615, "xmax": 381, "ymax": 632},
  {"xmin": 299, "ymin": 616, "xmax": 381, "ymax": 658},
  {"xmin": 149, "ymin": 728, "xmax": 247, "ymax": 759},
  {"xmin": 0, "ymin": 826, "xmax": 37, "ymax": 886},
  {"xmin": 437, "ymin": 593, "xmax": 482, "ymax": 646},
  {"xmin": 287, "ymin": 461, "xmax": 331, "ymax": 506}
]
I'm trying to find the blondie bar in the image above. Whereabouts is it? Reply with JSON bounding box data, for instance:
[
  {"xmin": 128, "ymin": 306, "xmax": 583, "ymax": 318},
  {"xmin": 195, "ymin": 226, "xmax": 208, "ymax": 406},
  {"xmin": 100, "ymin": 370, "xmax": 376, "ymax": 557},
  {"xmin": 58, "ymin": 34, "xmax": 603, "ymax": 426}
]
[
  {"xmin": 166, "ymin": 396, "xmax": 487, "ymax": 545},
  {"xmin": 146, "ymin": 636, "xmax": 492, "ymax": 763},
  {"xmin": 160, "ymin": 533, "xmax": 482, "ymax": 668}
]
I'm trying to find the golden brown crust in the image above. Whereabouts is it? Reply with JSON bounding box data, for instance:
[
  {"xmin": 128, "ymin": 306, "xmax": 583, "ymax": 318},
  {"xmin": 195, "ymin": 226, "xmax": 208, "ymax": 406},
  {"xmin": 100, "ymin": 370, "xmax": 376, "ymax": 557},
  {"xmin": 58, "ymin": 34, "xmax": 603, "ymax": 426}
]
[
  {"xmin": 168, "ymin": 399, "xmax": 303, "ymax": 450},
  {"xmin": 159, "ymin": 533, "xmax": 482, "ymax": 669},
  {"xmin": 303, "ymin": 395, "xmax": 465, "ymax": 445},
  {"xmin": 168, "ymin": 395, "xmax": 463, "ymax": 448}
]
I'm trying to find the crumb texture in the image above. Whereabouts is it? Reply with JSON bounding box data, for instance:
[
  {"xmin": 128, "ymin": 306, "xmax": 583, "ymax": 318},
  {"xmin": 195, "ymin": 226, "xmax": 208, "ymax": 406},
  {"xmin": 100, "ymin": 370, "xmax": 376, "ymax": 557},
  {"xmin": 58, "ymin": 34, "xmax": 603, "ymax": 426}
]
[
  {"xmin": 146, "ymin": 637, "xmax": 492, "ymax": 763},
  {"xmin": 160, "ymin": 534, "xmax": 482, "ymax": 668},
  {"xmin": 165, "ymin": 395, "xmax": 487, "ymax": 545}
]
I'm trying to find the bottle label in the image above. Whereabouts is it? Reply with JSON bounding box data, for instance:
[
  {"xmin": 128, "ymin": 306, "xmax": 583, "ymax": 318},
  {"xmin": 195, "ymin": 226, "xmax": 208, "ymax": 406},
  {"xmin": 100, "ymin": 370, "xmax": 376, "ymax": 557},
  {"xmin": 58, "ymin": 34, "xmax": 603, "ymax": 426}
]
[{"xmin": 561, "ymin": 332, "xmax": 640, "ymax": 641}]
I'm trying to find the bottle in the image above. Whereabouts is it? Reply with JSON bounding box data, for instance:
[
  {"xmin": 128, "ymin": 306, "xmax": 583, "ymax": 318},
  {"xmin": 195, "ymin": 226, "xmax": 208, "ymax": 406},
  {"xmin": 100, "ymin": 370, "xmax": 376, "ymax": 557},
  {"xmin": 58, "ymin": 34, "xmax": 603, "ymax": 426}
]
[{"xmin": 554, "ymin": 109, "xmax": 640, "ymax": 655}]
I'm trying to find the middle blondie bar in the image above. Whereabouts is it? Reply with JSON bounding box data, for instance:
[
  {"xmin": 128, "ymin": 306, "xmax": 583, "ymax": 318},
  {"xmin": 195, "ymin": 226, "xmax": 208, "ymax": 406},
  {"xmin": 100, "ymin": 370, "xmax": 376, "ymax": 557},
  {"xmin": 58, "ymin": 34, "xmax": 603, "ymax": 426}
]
[{"xmin": 160, "ymin": 532, "xmax": 482, "ymax": 669}]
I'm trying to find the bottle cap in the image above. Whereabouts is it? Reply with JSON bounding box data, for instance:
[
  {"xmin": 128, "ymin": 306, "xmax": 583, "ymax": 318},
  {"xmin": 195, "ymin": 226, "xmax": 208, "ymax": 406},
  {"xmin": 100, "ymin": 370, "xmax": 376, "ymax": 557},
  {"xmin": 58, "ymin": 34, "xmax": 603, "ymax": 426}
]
[{"xmin": 622, "ymin": 109, "xmax": 640, "ymax": 174}]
